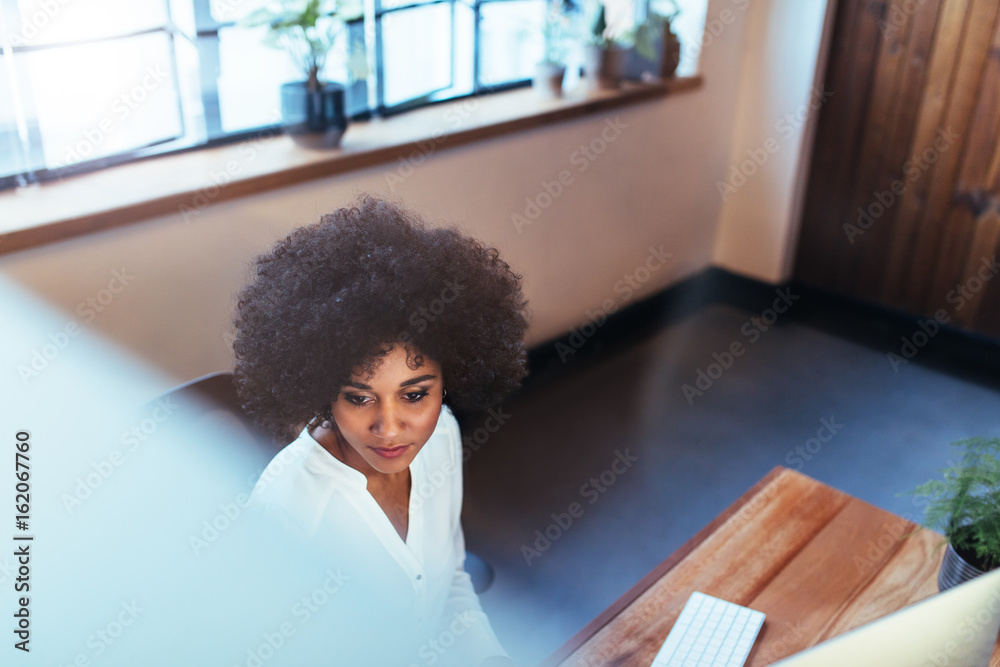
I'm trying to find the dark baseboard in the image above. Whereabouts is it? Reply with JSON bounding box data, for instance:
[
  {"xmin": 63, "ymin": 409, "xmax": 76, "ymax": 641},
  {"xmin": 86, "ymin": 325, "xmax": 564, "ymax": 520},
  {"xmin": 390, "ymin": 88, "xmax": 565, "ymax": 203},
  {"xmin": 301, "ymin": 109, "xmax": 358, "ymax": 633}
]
[
  {"xmin": 521, "ymin": 267, "xmax": 1000, "ymax": 393},
  {"xmin": 786, "ymin": 280, "xmax": 1000, "ymax": 389}
]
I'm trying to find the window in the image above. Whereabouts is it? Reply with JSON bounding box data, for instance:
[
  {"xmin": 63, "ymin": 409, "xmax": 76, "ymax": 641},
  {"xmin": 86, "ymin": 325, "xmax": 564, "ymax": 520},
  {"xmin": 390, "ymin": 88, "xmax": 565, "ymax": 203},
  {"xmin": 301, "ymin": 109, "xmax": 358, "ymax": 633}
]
[
  {"xmin": 0, "ymin": 0, "xmax": 707, "ymax": 190},
  {"xmin": 0, "ymin": 0, "xmax": 187, "ymax": 186}
]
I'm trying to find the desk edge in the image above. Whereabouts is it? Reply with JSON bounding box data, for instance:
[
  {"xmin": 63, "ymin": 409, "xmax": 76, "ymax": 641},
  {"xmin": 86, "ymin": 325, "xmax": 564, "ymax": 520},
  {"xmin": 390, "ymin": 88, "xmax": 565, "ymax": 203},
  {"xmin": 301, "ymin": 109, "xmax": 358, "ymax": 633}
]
[{"xmin": 540, "ymin": 465, "xmax": 789, "ymax": 666}]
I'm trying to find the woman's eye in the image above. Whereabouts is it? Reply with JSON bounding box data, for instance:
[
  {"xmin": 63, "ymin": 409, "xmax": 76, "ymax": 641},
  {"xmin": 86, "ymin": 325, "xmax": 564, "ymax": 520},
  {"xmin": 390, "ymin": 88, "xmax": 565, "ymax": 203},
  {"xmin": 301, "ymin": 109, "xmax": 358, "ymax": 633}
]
[
  {"xmin": 404, "ymin": 391, "xmax": 429, "ymax": 402},
  {"xmin": 345, "ymin": 394, "xmax": 371, "ymax": 406}
]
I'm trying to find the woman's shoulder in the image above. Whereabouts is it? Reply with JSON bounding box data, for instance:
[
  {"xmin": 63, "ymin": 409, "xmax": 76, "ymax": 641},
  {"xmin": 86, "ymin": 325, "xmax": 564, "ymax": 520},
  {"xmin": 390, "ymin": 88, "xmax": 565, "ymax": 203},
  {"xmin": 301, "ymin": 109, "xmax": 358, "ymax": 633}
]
[
  {"xmin": 428, "ymin": 405, "xmax": 461, "ymax": 460},
  {"xmin": 250, "ymin": 435, "xmax": 309, "ymax": 500}
]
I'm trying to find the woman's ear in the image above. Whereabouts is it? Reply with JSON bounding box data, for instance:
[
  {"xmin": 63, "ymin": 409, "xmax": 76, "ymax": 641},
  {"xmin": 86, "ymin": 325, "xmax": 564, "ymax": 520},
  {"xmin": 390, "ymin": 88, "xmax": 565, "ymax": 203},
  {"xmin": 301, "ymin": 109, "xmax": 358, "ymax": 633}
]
[{"xmin": 325, "ymin": 414, "xmax": 350, "ymax": 453}]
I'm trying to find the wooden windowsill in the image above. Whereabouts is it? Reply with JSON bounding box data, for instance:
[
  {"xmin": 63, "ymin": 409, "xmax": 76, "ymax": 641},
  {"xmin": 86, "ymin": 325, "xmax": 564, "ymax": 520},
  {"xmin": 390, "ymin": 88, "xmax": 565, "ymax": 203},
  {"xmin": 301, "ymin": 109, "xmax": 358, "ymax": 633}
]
[{"xmin": 0, "ymin": 76, "xmax": 702, "ymax": 255}]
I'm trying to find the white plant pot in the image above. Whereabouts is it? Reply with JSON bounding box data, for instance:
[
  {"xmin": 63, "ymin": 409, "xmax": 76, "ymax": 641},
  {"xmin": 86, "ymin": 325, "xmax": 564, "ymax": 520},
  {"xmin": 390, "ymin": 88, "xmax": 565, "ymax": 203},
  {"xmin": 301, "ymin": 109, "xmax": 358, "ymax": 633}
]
[{"xmin": 533, "ymin": 62, "xmax": 567, "ymax": 99}]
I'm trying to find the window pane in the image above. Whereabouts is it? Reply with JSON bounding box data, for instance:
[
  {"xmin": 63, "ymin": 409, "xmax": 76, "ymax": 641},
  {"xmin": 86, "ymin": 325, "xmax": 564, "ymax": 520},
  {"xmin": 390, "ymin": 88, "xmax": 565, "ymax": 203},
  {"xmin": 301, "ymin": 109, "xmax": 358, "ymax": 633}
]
[
  {"xmin": 379, "ymin": 0, "xmax": 440, "ymax": 12},
  {"xmin": 478, "ymin": 0, "xmax": 544, "ymax": 87},
  {"xmin": 25, "ymin": 32, "xmax": 183, "ymax": 169},
  {"xmin": 664, "ymin": 0, "xmax": 708, "ymax": 75},
  {"xmin": 11, "ymin": 0, "xmax": 169, "ymax": 47},
  {"xmin": 381, "ymin": 3, "xmax": 453, "ymax": 108},
  {"xmin": 210, "ymin": 0, "xmax": 248, "ymax": 22},
  {"xmin": 215, "ymin": 26, "xmax": 298, "ymax": 133},
  {"xmin": 170, "ymin": 0, "xmax": 198, "ymax": 37},
  {"xmin": 0, "ymin": 52, "xmax": 40, "ymax": 179},
  {"xmin": 216, "ymin": 23, "xmax": 362, "ymax": 132},
  {"xmin": 601, "ymin": 0, "xmax": 634, "ymax": 37}
]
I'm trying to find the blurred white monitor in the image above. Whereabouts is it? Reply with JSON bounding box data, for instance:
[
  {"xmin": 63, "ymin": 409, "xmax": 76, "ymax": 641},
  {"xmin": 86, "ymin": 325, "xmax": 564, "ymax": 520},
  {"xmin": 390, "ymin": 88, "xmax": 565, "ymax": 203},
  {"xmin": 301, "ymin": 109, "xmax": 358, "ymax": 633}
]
[{"xmin": 773, "ymin": 567, "xmax": 1000, "ymax": 667}]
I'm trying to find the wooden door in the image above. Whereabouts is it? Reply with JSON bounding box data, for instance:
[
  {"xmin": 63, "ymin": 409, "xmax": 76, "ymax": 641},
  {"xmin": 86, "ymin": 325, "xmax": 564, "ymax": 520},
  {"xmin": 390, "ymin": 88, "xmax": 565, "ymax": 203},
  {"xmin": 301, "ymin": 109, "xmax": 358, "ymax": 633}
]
[{"xmin": 795, "ymin": 0, "xmax": 1000, "ymax": 337}]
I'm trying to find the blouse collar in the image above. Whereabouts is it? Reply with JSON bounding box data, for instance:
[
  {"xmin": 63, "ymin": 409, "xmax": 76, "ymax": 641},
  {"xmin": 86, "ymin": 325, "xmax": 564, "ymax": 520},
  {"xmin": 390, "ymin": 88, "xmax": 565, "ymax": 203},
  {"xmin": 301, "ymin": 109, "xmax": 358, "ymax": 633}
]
[{"xmin": 297, "ymin": 426, "xmax": 370, "ymax": 490}]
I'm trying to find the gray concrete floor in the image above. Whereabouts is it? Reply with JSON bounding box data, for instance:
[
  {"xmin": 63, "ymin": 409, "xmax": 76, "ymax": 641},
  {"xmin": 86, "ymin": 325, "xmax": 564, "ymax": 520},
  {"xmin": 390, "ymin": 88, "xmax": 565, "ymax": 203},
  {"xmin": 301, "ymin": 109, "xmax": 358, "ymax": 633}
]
[{"xmin": 461, "ymin": 303, "xmax": 1000, "ymax": 666}]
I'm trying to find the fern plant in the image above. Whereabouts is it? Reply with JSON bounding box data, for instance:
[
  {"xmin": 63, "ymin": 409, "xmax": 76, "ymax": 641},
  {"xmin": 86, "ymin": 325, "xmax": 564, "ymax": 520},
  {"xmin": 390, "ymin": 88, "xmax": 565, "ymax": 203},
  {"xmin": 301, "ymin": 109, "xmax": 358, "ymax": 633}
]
[{"xmin": 911, "ymin": 436, "xmax": 1000, "ymax": 571}]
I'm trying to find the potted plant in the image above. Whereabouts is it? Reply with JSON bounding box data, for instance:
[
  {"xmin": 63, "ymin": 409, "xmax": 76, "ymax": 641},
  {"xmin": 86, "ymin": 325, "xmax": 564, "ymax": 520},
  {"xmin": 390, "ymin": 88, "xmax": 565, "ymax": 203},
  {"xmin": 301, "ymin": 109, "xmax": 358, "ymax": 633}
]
[
  {"xmin": 909, "ymin": 436, "xmax": 1000, "ymax": 591},
  {"xmin": 534, "ymin": 0, "xmax": 578, "ymax": 98},
  {"xmin": 243, "ymin": 0, "xmax": 364, "ymax": 148},
  {"xmin": 583, "ymin": 0, "xmax": 631, "ymax": 90},
  {"xmin": 632, "ymin": 0, "xmax": 681, "ymax": 79}
]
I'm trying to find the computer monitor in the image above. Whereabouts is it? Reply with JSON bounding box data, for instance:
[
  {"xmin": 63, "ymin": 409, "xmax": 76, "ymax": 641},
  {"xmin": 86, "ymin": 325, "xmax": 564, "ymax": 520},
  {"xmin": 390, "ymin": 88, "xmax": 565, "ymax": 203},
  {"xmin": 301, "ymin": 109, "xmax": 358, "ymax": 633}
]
[{"xmin": 773, "ymin": 567, "xmax": 1000, "ymax": 667}]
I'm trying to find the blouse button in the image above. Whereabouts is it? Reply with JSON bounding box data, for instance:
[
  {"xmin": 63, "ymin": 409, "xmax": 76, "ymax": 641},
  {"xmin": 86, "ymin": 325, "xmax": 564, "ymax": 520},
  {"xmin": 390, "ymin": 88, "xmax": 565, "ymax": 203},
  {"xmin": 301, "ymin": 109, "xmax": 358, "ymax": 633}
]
[{"xmin": 416, "ymin": 574, "xmax": 422, "ymax": 580}]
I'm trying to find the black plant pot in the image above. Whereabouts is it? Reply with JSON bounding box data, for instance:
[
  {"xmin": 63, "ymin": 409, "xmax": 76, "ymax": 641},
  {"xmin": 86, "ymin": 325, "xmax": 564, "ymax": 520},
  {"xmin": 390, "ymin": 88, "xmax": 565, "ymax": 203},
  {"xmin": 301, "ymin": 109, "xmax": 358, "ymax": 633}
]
[
  {"xmin": 280, "ymin": 81, "xmax": 347, "ymax": 149},
  {"xmin": 938, "ymin": 541, "xmax": 989, "ymax": 591}
]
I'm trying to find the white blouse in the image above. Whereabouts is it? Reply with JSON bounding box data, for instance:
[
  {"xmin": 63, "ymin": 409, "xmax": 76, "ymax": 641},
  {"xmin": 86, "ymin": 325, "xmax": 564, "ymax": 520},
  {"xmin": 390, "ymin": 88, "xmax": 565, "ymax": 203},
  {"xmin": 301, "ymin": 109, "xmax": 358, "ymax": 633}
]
[{"xmin": 249, "ymin": 405, "xmax": 508, "ymax": 666}]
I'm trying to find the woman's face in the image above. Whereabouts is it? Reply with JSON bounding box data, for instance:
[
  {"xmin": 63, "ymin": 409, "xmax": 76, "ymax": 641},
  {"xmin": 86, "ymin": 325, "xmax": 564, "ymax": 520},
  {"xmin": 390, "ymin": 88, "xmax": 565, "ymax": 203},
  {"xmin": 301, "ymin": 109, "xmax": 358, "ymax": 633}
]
[{"xmin": 328, "ymin": 344, "xmax": 444, "ymax": 477}]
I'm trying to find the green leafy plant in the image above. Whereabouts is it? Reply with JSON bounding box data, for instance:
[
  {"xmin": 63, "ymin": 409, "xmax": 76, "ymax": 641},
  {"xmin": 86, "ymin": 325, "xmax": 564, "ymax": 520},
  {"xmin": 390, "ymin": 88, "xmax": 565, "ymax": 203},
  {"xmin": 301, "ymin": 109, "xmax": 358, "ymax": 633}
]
[
  {"xmin": 587, "ymin": 0, "xmax": 679, "ymax": 53},
  {"xmin": 242, "ymin": 0, "xmax": 365, "ymax": 92},
  {"xmin": 910, "ymin": 436, "xmax": 1000, "ymax": 571},
  {"xmin": 634, "ymin": 0, "xmax": 680, "ymax": 61},
  {"xmin": 588, "ymin": 1, "xmax": 631, "ymax": 48}
]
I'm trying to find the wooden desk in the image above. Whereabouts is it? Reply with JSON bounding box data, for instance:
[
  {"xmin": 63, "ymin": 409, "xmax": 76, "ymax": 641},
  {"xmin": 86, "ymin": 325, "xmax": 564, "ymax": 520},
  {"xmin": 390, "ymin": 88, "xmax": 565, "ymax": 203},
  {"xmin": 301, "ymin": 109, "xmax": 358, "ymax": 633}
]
[{"xmin": 544, "ymin": 466, "xmax": 999, "ymax": 666}]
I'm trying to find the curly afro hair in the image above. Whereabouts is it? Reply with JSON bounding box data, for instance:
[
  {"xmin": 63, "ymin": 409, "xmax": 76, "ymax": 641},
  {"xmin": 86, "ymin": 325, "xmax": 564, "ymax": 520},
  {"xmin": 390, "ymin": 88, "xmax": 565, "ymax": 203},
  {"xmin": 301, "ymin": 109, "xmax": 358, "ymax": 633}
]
[{"xmin": 233, "ymin": 195, "xmax": 529, "ymax": 443}]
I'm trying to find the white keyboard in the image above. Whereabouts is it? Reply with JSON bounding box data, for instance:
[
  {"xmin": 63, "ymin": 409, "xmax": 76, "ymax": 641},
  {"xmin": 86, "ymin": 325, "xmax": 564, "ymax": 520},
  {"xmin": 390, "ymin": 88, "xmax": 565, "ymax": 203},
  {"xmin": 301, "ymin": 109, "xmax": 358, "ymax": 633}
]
[{"xmin": 651, "ymin": 591, "xmax": 765, "ymax": 667}]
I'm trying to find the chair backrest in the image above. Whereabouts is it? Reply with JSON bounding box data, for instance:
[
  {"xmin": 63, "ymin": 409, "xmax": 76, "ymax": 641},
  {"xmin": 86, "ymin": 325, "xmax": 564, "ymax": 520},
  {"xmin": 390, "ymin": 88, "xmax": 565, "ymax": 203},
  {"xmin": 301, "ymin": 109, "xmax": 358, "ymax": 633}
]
[{"xmin": 145, "ymin": 371, "xmax": 280, "ymax": 473}]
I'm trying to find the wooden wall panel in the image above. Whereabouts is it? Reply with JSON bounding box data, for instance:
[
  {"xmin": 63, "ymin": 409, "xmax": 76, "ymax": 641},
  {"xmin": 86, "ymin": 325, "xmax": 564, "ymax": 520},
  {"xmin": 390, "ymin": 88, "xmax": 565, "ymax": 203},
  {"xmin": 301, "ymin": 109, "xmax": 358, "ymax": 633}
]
[
  {"xmin": 852, "ymin": 0, "xmax": 941, "ymax": 294},
  {"xmin": 900, "ymin": 0, "xmax": 999, "ymax": 310},
  {"xmin": 794, "ymin": 0, "xmax": 1000, "ymax": 339},
  {"xmin": 797, "ymin": 0, "xmax": 881, "ymax": 288},
  {"xmin": 880, "ymin": 0, "xmax": 971, "ymax": 305}
]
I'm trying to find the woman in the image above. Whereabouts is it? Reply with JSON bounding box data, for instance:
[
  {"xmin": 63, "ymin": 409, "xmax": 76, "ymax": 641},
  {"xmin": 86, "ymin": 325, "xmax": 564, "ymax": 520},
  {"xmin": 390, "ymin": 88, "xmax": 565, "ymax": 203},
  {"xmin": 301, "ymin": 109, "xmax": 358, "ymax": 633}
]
[{"xmin": 235, "ymin": 196, "xmax": 527, "ymax": 666}]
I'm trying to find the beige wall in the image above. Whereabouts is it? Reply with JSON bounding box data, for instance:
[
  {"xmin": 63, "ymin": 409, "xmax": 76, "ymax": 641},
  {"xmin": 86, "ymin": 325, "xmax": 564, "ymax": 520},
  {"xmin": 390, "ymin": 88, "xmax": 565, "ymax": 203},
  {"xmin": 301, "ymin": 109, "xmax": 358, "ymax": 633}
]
[
  {"xmin": 713, "ymin": 0, "xmax": 836, "ymax": 283},
  {"xmin": 0, "ymin": 0, "xmax": 827, "ymax": 390}
]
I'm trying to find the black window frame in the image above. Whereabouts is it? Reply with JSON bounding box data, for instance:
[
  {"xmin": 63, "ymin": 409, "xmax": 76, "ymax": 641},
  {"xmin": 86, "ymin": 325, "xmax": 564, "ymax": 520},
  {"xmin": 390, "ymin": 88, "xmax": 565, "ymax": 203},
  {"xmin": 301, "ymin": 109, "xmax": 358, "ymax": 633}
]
[{"xmin": 0, "ymin": 0, "xmax": 563, "ymax": 192}]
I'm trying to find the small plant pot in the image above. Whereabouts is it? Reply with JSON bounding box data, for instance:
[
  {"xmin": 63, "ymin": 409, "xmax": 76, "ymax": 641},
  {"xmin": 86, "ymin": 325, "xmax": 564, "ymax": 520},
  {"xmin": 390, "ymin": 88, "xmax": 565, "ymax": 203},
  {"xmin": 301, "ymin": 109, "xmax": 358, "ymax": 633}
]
[
  {"xmin": 660, "ymin": 29, "xmax": 682, "ymax": 78},
  {"xmin": 280, "ymin": 81, "xmax": 348, "ymax": 149},
  {"xmin": 533, "ymin": 62, "xmax": 567, "ymax": 99},
  {"xmin": 584, "ymin": 45, "xmax": 627, "ymax": 90},
  {"xmin": 938, "ymin": 541, "xmax": 988, "ymax": 592}
]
